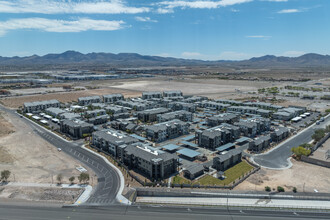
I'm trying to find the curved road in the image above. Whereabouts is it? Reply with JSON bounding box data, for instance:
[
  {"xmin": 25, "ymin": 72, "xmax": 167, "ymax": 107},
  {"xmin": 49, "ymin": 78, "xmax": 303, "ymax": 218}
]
[
  {"xmin": 0, "ymin": 105, "xmax": 121, "ymax": 206},
  {"xmin": 253, "ymin": 116, "xmax": 330, "ymax": 169}
]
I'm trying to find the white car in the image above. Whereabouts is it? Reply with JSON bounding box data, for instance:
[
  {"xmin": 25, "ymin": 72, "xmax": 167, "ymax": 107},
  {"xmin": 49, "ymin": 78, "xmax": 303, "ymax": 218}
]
[{"xmin": 57, "ymin": 148, "xmax": 62, "ymax": 152}]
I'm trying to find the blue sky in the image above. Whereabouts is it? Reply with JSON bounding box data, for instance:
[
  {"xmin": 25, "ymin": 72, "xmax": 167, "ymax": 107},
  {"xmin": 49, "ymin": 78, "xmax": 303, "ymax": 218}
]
[{"xmin": 0, "ymin": 0, "xmax": 328, "ymax": 60}]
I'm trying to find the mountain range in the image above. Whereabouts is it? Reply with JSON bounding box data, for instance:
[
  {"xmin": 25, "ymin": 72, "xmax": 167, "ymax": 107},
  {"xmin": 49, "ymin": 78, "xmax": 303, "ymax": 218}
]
[{"xmin": 1, "ymin": 51, "xmax": 330, "ymax": 68}]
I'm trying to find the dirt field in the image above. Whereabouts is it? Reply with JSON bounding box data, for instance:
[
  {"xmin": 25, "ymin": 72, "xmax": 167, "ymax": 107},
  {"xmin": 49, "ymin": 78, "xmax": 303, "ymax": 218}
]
[
  {"xmin": 0, "ymin": 110, "xmax": 96, "ymax": 185},
  {"xmin": 109, "ymin": 78, "xmax": 276, "ymax": 97},
  {"xmin": 0, "ymin": 186, "xmax": 82, "ymax": 203},
  {"xmin": 0, "ymin": 87, "xmax": 140, "ymax": 109},
  {"xmin": 310, "ymin": 138, "xmax": 330, "ymax": 161},
  {"xmin": 235, "ymin": 160, "xmax": 330, "ymax": 193}
]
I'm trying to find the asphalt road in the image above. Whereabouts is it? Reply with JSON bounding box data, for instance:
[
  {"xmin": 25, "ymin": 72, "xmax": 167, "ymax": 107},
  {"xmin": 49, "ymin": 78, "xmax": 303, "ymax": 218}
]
[
  {"xmin": 1, "ymin": 203, "xmax": 330, "ymax": 220},
  {"xmin": 0, "ymin": 105, "xmax": 121, "ymax": 206},
  {"xmin": 253, "ymin": 116, "xmax": 330, "ymax": 169}
]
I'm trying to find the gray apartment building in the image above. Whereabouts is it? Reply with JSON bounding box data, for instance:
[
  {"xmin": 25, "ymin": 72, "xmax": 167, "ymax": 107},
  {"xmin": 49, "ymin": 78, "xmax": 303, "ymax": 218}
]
[
  {"xmin": 145, "ymin": 119, "xmax": 189, "ymax": 142},
  {"xmin": 24, "ymin": 99, "xmax": 60, "ymax": 113},
  {"xmin": 213, "ymin": 149, "xmax": 242, "ymax": 171},
  {"xmin": 92, "ymin": 129, "xmax": 138, "ymax": 157},
  {"xmin": 183, "ymin": 164, "xmax": 204, "ymax": 180},
  {"xmin": 142, "ymin": 91, "xmax": 162, "ymax": 99},
  {"xmin": 78, "ymin": 96, "xmax": 102, "ymax": 106},
  {"xmin": 45, "ymin": 107, "xmax": 65, "ymax": 118},
  {"xmin": 85, "ymin": 109, "xmax": 107, "ymax": 118},
  {"xmin": 137, "ymin": 108, "xmax": 170, "ymax": 122},
  {"xmin": 121, "ymin": 143, "xmax": 178, "ymax": 180},
  {"xmin": 60, "ymin": 119, "xmax": 93, "ymax": 139},
  {"xmin": 196, "ymin": 123, "xmax": 240, "ymax": 150},
  {"xmin": 270, "ymin": 127, "xmax": 290, "ymax": 142},
  {"xmin": 199, "ymin": 101, "xmax": 230, "ymax": 110},
  {"xmin": 248, "ymin": 135, "xmax": 271, "ymax": 152},
  {"xmin": 103, "ymin": 94, "xmax": 124, "ymax": 103},
  {"xmin": 272, "ymin": 107, "xmax": 303, "ymax": 121},
  {"xmin": 157, "ymin": 110, "xmax": 193, "ymax": 123},
  {"xmin": 168, "ymin": 102, "xmax": 196, "ymax": 112},
  {"xmin": 163, "ymin": 90, "xmax": 182, "ymax": 97},
  {"xmin": 235, "ymin": 118, "xmax": 271, "ymax": 137},
  {"xmin": 207, "ymin": 113, "xmax": 239, "ymax": 127}
]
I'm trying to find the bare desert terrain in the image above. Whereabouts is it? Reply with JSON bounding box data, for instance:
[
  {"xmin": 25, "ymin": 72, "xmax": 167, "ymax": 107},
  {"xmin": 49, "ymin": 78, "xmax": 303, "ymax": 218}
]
[
  {"xmin": 236, "ymin": 160, "xmax": 330, "ymax": 193},
  {"xmin": 0, "ymin": 110, "xmax": 95, "ymax": 185}
]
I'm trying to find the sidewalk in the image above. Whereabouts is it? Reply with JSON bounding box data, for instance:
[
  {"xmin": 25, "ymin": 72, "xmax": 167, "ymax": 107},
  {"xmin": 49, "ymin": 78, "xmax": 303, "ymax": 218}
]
[{"xmin": 136, "ymin": 196, "xmax": 330, "ymax": 209}]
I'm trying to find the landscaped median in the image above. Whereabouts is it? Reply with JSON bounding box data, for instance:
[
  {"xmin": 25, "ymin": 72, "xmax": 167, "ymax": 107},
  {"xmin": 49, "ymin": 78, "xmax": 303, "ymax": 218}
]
[{"xmin": 172, "ymin": 161, "xmax": 255, "ymax": 188}]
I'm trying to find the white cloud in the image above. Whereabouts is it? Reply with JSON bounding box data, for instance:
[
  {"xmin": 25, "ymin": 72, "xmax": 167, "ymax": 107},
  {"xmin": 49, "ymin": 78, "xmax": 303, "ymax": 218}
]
[
  {"xmin": 155, "ymin": 0, "xmax": 253, "ymax": 13},
  {"xmin": 0, "ymin": 0, "xmax": 149, "ymax": 14},
  {"xmin": 181, "ymin": 52, "xmax": 203, "ymax": 58},
  {"xmin": 218, "ymin": 51, "xmax": 253, "ymax": 60},
  {"xmin": 246, "ymin": 35, "xmax": 271, "ymax": 39},
  {"xmin": 231, "ymin": 8, "xmax": 240, "ymax": 12},
  {"xmin": 156, "ymin": 53, "xmax": 171, "ymax": 57},
  {"xmin": 277, "ymin": 9, "xmax": 301, "ymax": 13},
  {"xmin": 281, "ymin": 51, "xmax": 305, "ymax": 57},
  {"xmin": 0, "ymin": 17, "xmax": 125, "ymax": 36},
  {"xmin": 135, "ymin": 17, "xmax": 158, "ymax": 22},
  {"xmin": 266, "ymin": 0, "xmax": 288, "ymax": 2}
]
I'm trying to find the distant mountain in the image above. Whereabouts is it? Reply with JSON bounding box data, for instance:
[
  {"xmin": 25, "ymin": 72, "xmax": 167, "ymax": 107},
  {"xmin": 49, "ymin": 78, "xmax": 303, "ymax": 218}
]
[{"xmin": 0, "ymin": 51, "xmax": 330, "ymax": 68}]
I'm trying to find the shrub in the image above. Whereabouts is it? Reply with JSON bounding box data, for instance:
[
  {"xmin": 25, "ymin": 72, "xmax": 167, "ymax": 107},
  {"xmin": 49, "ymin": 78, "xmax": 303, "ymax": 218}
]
[
  {"xmin": 277, "ymin": 186, "xmax": 285, "ymax": 192},
  {"xmin": 265, "ymin": 186, "xmax": 271, "ymax": 192},
  {"xmin": 293, "ymin": 187, "xmax": 297, "ymax": 193}
]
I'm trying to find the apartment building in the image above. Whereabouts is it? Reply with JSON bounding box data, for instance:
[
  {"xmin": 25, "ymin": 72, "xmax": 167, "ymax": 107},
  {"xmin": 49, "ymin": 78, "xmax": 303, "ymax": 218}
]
[
  {"xmin": 142, "ymin": 91, "xmax": 162, "ymax": 99},
  {"xmin": 157, "ymin": 110, "xmax": 193, "ymax": 123},
  {"xmin": 196, "ymin": 123, "xmax": 240, "ymax": 150},
  {"xmin": 137, "ymin": 108, "xmax": 170, "ymax": 122},
  {"xmin": 207, "ymin": 113, "xmax": 239, "ymax": 127},
  {"xmin": 60, "ymin": 119, "xmax": 93, "ymax": 139},
  {"xmin": 78, "ymin": 96, "xmax": 102, "ymax": 106},
  {"xmin": 213, "ymin": 149, "xmax": 242, "ymax": 171},
  {"xmin": 121, "ymin": 143, "xmax": 178, "ymax": 180},
  {"xmin": 163, "ymin": 90, "xmax": 182, "ymax": 98},
  {"xmin": 92, "ymin": 129, "xmax": 138, "ymax": 157},
  {"xmin": 168, "ymin": 102, "xmax": 196, "ymax": 113},
  {"xmin": 103, "ymin": 94, "xmax": 124, "ymax": 103},
  {"xmin": 248, "ymin": 135, "xmax": 271, "ymax": 152},
  {"xmin": 145, "ymin": 119, "xmax": 189, "ymax": 142},
  {"xmin": 24, "ymin": 99, "xmax": 60, "ymax": 113},
  {"xmin": 235, "ymin": 117, "xmax": 271, "ymax": 137}
]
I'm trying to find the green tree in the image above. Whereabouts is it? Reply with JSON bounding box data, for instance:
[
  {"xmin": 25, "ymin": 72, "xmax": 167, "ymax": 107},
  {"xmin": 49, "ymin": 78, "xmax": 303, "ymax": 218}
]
[
  {"xmin": 78, "ymin": 173, "xmax": 90, "ymax": 184},
  {"xmin": 1, "ymin": 170, "xmax": 11, "ymax": 182},
  {"xmin": 69, "ymin": 176, "xmax": 75, "ymax": 185},
  {"xmin": 56, "ymin": 174, "xmax": 63, "ymax": 184},
  {"xmin": 312, "ymin": 129, "xmax": 325, "ymax": 142},
  {"xmin": 277, "ymin": 186, "xmax": 285, "ymax": 192},
  {"xmin": 293, "ymin": 187, "xmax": 297, "ymax": 193},
  {"xmin": 265, "ymin": 186, "xmax": 271, "ymax": 192},
  {"xmin": 291, "ymin": 146, "xmax": 311, "ymax": 159}
]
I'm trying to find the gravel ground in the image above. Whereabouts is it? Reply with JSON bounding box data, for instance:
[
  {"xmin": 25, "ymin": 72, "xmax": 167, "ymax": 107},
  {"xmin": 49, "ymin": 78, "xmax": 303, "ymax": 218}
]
[{"xmin": 0, "ymin": 110, "xmax": 96, "ymax": 185}]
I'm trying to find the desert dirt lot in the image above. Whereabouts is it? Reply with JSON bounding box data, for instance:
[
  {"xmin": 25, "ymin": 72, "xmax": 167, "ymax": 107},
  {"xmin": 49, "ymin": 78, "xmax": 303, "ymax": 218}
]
[
  {"xmin": 0, "ymin": 186, "xmax": 82, "ymax": 203},
  {"xmin": 0, "ymin": 110, "xmax": 95, "ymax": 185},
  {"xmin": 235, "ymin": 160, "xmax": 330, "ymax": 193},
  {"xmin": 108, "ymin": 78, "xmax": 278, "ymax": 98},
  {"xmin": 310, "ymin": 138, "xmax": 330, "ymax": 161},
  {"xmin": 0, "ymin": 87, "xmax": 141, "ymax": 109}
]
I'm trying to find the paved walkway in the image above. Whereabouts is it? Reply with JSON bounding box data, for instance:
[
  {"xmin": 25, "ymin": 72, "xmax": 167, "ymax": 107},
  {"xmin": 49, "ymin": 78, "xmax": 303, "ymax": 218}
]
[{"xmin": 136, "ymin": 196, "xmax": 330, "ymax": 209}]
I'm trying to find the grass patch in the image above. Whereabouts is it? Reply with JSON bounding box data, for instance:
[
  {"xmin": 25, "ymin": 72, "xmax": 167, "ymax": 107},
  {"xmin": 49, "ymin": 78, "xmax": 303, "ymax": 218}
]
[
  {"xmin": 197, "ymin": 161, "xmax": 254, "ymax": 186},
  {"xmin": 172, "ymin": 175, "xmax": 191, "ymax": 185}
]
